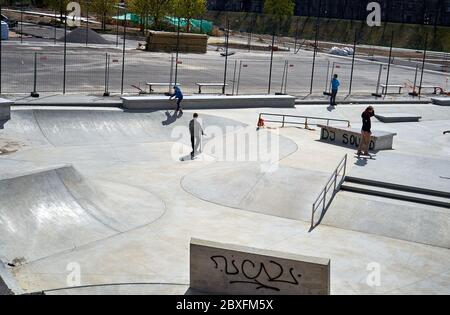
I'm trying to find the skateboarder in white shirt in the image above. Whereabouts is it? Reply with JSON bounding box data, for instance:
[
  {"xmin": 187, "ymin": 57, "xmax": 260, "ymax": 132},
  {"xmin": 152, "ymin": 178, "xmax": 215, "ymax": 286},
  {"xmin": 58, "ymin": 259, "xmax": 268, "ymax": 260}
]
[{"xmin": 189, "ymin": 113, "xmax": 205, "ymax": 159}]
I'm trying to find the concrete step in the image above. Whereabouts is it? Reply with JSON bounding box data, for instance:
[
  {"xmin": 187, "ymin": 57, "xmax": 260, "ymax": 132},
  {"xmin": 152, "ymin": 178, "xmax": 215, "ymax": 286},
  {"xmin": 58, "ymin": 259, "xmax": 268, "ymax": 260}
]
[
  {"xmin": 345, "ymin": 176, "xmax": 450, "ymax": 198},
  {"xmin": 341, "ymin": 180, "xmax": 450, "ymax": 209}
]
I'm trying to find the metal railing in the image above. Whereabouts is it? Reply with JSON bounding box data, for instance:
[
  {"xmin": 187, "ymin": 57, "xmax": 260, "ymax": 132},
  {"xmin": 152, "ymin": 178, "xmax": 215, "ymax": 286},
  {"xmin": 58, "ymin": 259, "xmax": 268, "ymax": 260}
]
[
  {"xmin": 310, "ymin": 154, "xmax": 348, "ymax": 231},
  {"xmin": 259, "ymin": 113, "xmax": 351, "ymax": 129}
]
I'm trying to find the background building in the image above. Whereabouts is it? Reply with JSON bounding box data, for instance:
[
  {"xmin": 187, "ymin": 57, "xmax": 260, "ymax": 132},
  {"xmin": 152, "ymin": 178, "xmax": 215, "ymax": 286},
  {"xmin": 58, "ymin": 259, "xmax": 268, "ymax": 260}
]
[{"xmin": 207, "ymin": 0, "xmax": 450, "ymax": 26}]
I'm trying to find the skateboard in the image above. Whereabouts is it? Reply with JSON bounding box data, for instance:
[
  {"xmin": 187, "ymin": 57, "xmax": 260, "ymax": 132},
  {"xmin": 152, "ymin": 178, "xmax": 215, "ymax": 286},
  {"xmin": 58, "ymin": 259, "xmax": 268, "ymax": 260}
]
[{"xmin": 355, "ymin": 153, "xmax": 376, "ymax": 160}]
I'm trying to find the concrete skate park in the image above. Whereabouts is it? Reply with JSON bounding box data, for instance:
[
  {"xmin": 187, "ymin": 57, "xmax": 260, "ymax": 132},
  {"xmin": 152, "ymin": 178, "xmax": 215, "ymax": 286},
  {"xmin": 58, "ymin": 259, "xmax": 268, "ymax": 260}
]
[{"xmin": 0, "ymin": 94, "xmax": 449, "ymax": 295}]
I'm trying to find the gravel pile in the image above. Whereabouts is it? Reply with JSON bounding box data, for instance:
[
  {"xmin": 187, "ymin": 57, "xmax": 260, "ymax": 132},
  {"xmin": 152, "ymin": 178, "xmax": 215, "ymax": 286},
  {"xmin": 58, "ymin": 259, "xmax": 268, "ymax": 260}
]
[{"xmin": 59, "ymin": 27, "xmax": 110, "ymax": 44}]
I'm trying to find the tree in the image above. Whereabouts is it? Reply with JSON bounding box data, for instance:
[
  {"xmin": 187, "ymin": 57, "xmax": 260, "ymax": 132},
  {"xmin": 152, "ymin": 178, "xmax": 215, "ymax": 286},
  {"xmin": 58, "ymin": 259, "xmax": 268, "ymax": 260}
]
[
  {"xmin": 128, "ymin": 0, "xmax": 152, "ymax": 32},
  {"xmin": 173, "ymin": 0, "xmax": 206, "ymax": 33},
  {"xmin": 149, "ymin": 0, "xmax": 173, "ymax": 30},
  {"xmin": 91, "ymin": 0, "xmax": 118, "ymax": 31}
]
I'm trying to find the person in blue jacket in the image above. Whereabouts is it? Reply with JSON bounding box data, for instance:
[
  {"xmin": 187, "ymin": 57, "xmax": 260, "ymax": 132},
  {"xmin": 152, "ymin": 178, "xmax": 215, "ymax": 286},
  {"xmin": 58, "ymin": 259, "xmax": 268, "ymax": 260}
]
[
  {"xmin": 169, "ymin": 85, "xmax": 184, "ymax": 114},
  {"xmin": 330, "ymin": 74, "xmax": 340, "ymax": 106}
]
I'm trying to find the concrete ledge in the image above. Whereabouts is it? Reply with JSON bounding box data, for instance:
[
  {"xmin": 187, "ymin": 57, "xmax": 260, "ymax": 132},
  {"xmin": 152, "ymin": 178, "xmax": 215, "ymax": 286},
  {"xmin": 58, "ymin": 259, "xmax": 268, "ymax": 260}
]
[
  {"xmin": 431, "ymin": 97, "xmax": 450, "ymax": 106},
  {"xmin": 295, "ymin": 99, "xmax": 431, "ymax": 105},
  {"xmin": 121, "ymin": 95, "xmax": 296, "ymax": 110},
  {"xmin": 318, "ymin": 124, "xmax": 397, "ymax": 151},
  {"xmin": 0, "ymin": 98, "xmax": 12, "ymax": 129},
  {"xmin": 190, "ymin": 238, "xmax": 330, "ymax": 295},
  {"xmin": 375, "ymin": 113, "xmax": 422, "ymax": 123}
]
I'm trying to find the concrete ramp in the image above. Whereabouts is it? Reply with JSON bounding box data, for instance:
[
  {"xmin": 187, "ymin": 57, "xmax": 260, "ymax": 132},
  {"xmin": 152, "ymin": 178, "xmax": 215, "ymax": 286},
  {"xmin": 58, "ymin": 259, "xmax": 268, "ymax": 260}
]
[
  {"xmin": 7, "ymin": 109, "xmax": 246, "ymax": 147},
  {"xmin": 431, "ymin": 97, "xmax": 450, "ymax": 106},
  {"xmin": 0, "ymin": 166, "xmax": 165, "ymax": 264},
  {"xmin": 322, "ymin": 191, "xmax": 450, "ymax": 248},
  {"xmin": 181, "ymin": 162, "xmax": 330, "ymax": 222}
]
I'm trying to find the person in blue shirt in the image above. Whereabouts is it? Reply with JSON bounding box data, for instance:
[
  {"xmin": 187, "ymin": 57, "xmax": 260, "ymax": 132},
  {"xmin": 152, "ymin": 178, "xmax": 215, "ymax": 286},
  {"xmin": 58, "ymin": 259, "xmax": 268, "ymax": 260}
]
[
  {"xmin": 330, "ymin": 74, "xmax": 340, "ymax": 106},
  {"xmin": 169, "ymin": 85, "xmax": 184, "ymax": 114}
]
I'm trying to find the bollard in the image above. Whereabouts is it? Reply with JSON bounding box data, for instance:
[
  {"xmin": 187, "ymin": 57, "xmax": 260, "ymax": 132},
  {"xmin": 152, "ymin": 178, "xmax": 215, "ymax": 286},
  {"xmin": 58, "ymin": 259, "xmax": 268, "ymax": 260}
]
[
  {"xmin": 103, "ymin": 53, "xmax": 110, "ymax": 97},
  {"xmin": 323, "ymin": 60, "xmax": 330, "ymax": 95},
  {"xmin": 384, "ymin": 31, "xmax": 394, "ymax": 96},
  {"xmin": 168, "ymin": 54, "xmax": 175, "ymax": 94},
  {"xmin": 372, "ymin": 64, "xmax": 383, "ymax": 97},
  {"xmin": 409, "ymin": 64, "xmax": 419, "ymax": 96},
  {"xmin": 231, "ymin": 60, "xmax": 237, "ymax": 95},
  {"xmin": 31, "ymin": 52, "xmax": 39, "ymax": 98},
  {"xmin": 236, "ymin": 61, "xmax": 243, "ymax": 95}
]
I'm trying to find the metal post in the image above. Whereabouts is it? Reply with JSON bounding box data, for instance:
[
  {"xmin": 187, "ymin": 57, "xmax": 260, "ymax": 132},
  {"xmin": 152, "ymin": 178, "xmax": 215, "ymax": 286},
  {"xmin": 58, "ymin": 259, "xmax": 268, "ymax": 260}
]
[
  {"xmin": 248, "ymin": 15, "xmax": 254, "ymax": 52},
  {"xmin": 222, "ymin": 15, "xmax": 230, "ymax": 95},
  {"xmin": 384, "ymin": 31, "xmax": 394, "ymax": 95},
  {"xmin": 333, "ymin": 171, "xmax": 338, "ymax": 192},
  {"xmin": 31, "ymin": 52, "xmax": 39, "ymax": 97},
  {"xmin": 116, "ymin": 4, "xmax": 120, "ymax": 47},
  {"xmin": 0, "ymin": 1, "xmax": 2, "ymax": 95},
  {"xmin": 348, "ymin": 30, "xmax": 357, "ymax": 96},
  {"xmin": 310, "ymin": 0, "xmax": 321, "ymax": 95},
  {"xmin": 280, "ymin": 60, "xmax": 287, "ymax": 94},
  {"xmin": 268, "ymin": 28, "xmax": 276, "ymax": 94},
  {"xmin": 63, "ymin": 6, "xmax": 67, "ymax": 94},
  {"xmin": 418, "ymin": 33, "xmax": 428, "ymax": 98},
  {"xmin": 284, "ymin": 61, "xmax": 290, "ymax": 94},
  {"xmin": 20, "ymin": 7, "xmax": 23, "ymax": 44},
  {"xmin": 294, "ymin": 17, "xmax": 300, "ymax": 52},
  {"xmin": 104, "ymin": 53, "xmax": 110, "ymax": 96},
  {"xmin": 372, "ymin": 64, "xmax": 383, "ymax": 97},
  {"xmin": 86, "ymin": 0, "xmax": 89, "ymax": 46},
  {"xmin": 231, "ymin": 60, "xmax": 237, "ymax": 95},
  {"xmin": 324, "ymin": 60, "xmax": 330, "ymax": 93},
  {"xmin": 410, "ymin": 64, "xmax": 419, "ymax": 96},
  {"xmin": 174, "ymin": 17, "xmax": 181, "ymax": 86},
  {"xmin": 328, "ymin": 62, "xmax": 335, "ymax": 93},
  {"xmin": 169, "ymin": 54, "xmax": 174, "ymax": 93},
  {"xmin": 236, "ymin": 60, "xmax": 243, "ymax": 95},
  {"xmin": 121, "ymin": 9, "xmax": 127, "ymax": 94},
  {"xmin": 54, "ymin": 9, "xmax": 57, "ymax": 45}
]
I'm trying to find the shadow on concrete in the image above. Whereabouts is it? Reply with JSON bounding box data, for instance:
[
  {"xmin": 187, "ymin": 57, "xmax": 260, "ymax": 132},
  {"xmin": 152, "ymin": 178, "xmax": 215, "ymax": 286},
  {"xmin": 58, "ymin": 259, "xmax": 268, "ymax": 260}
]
[
  {"xmin": 354, "ymin": 155, "xmax": 377, "ymax": 167},
  {"xmin": 162, "ymin": 110, "xmax": 178, "ymax": 126},
  {"xmin": 327, "ymin": 105, "xmax": 336, "ymax": 112}
]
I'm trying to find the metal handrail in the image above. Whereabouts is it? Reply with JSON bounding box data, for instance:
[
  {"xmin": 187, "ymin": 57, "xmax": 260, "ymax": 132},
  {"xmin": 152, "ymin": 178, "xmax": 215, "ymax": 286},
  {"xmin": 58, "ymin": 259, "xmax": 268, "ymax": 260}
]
[
  {"xmin": 310, "ymin": 154, "xmax": 348, "ymax": 231},
  {"xmin": 259, "ymin": 113, "xmax": 351, "ymax": 129}
]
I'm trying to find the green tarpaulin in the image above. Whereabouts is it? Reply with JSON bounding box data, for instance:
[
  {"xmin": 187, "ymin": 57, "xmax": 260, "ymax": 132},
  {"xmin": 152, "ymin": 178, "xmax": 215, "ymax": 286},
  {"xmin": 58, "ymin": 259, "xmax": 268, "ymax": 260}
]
[{"xmin": 112, "ymin": 14, "xmax": 213, "ymax": 34}]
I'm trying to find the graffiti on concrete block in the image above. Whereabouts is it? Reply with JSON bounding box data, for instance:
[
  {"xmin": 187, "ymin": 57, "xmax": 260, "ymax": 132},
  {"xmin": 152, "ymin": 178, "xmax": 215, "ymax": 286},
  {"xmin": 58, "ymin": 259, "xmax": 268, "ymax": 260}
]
[
  {"xmin": 210, "ymin": 255, "xmax": 302, "ymax": 292},
  {"xmin": 321, "ymin": 128, "xmax": 375, "ymax": 150}
]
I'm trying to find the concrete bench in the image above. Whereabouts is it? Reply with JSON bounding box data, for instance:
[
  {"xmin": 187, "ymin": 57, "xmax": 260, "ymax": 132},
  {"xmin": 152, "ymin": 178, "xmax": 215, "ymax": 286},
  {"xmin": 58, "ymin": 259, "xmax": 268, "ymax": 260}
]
[
  {"xmin": 146, "ymin": 82, "xmax": 180, "ymax": 94},
  {"xmin": 190, "ymin": 238, "xmax": 330, "ymax": 295},
  {"xmin": 419, "ymin": 85, "xmax": 441, "ymax": 94},
  {"xmin": 318, "ymin": 124, "xmax": 397, "ymax": 151},
  {"xmin": 196, "ymin": 83, "xmax": 228, "ymax": 94},
  {"xmin": 0, "ymin": 98, "xmax": 12, "ymax": 129},
  {"xmin": 431, "ymin": 97, "xmax": 450, "ymax": 106},
  {"xmin": 121, "ymin": 94, "xmax": 296, "ymax": 110},
  {"xmin": 380, "ymin": 84, "xmax": 403, "ymax": 94},
  {"xmin": 375, "ymin": 113, "xmax": 421, "ymax": 123}
]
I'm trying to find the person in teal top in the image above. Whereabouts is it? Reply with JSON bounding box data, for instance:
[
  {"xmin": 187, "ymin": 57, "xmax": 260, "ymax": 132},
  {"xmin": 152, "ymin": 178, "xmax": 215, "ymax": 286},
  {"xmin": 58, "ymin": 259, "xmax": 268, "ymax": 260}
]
[{"xmin": 330, "ymin": 74, "xmax": 340, "ymax": 106}]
